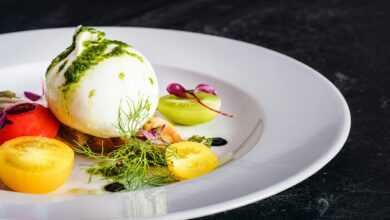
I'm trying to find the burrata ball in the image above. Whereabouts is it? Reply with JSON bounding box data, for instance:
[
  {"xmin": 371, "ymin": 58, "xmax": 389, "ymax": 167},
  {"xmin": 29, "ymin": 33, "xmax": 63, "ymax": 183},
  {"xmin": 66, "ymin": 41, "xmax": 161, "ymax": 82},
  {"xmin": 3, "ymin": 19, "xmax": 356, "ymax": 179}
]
[{"xmin": 45, "ymin": 26, "xmax": 158, "ymax": 138}]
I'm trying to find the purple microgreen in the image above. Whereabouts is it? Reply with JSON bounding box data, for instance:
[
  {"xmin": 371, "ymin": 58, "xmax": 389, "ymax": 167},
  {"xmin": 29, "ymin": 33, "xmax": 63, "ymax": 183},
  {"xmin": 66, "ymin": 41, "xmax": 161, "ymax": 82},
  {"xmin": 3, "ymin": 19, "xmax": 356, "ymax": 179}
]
[
  {"xmin": 167, "ymin": 82, "xmax": 233, "ymax": 118},
  {"xmin": 5, "ymin": 102, "xmax": 36, "ymax": 115},
  {"xmin": 166, "ymin": 83, "xmax": 187, "ymax": 98},
  {"xmin": 187, "ymin": 92, "xmax": 234, "ymax": 118},
  {"xmin": 194, "ymin": 83, "xmax": 217, "ymax": 95},
  {"xmin": 24, "ymin": 91, "xmax": 42, "ymax": 101}
]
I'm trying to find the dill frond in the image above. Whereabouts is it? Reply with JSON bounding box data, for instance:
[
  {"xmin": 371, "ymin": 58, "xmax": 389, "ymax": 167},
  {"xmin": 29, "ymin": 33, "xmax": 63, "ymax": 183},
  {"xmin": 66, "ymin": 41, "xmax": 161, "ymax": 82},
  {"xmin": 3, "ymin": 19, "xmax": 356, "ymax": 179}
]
[
  {"xmin": 117, "ymin": 98, "xmax": 151, "ymax": 139},
  {"xmin": 75, "ymin": 97, "xmax": 175, "ymax": 191}
]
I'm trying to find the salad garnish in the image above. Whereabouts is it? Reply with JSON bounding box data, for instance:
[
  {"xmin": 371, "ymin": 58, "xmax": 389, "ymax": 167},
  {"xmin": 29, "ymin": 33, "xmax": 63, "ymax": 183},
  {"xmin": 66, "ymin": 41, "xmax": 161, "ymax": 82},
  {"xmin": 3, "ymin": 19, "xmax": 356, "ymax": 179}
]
[
  {"xmin": 74, "ymin": 98, "xmax": 175, "ymax": 190},
  {"xmin": 24, "ymin": 91, "xmax": 42, "ymax": 101},
  {"xmin": 0, "ymin": 90, "xmax": 16, "ymax": 99},
  {"xmin": 194, "ymin": 83, "xmax": 217, "ymax": 95},
  {"xmin": 0, "ymin": 91, "xmax": 55, "ymax": 131},
  {"xmin": 166, "ymin": 83, "xmax": 233, "ymax": 118}
]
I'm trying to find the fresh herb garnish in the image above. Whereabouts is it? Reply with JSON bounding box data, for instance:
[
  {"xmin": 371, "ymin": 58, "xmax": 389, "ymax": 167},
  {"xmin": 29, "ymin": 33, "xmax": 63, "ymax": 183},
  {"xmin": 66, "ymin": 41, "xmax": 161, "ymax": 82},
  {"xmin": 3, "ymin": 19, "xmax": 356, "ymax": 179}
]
[
  {"xmin": 75, "ymin": 98, "xmax": 175, "ymax": 191},
  {"xmin": 0, "ymin": 90, "xmax": 16, "ymax": 99},
  {"xmin": 166, "ymin": 83, "xmax": 233, "ymax": 117},
  {"xmin": 117, "ymin": 98, "xmax": 151, "ymax": 139},
  {"xmin": 24, "ymin": 91, "xmax": 42, "ymax": 101}
]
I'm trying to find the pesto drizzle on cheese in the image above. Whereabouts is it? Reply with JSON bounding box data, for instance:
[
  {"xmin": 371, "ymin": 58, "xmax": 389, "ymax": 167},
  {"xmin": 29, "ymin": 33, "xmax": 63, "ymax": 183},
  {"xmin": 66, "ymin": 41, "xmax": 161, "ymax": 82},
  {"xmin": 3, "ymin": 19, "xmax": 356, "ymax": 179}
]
[{"xmin": 46, "ymin": 26, "xmax": 144, "ymax": 98}]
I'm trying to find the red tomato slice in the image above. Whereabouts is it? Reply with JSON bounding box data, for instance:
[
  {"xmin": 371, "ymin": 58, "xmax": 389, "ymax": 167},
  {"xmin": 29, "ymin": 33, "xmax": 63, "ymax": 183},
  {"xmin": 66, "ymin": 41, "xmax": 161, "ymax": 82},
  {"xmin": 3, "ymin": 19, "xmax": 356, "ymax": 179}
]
[{"xmin": 0, "ymin": 104, "xmax": 60, "ymax": 144}]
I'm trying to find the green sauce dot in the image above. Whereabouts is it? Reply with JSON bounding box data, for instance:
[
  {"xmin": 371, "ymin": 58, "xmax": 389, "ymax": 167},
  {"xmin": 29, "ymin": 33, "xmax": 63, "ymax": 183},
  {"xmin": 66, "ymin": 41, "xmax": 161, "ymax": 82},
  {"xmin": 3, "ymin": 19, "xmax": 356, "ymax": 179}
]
[
  {"xmin": 88, "ymin": 89, "xmax": 96, "ymax": 98},
  {"xmin": 119, "ymin": 72, "xmax": 126, "ymax": 80},
  {"xmin": 148, "ymin": 77, "xmax": 154, "ymax": 85}
]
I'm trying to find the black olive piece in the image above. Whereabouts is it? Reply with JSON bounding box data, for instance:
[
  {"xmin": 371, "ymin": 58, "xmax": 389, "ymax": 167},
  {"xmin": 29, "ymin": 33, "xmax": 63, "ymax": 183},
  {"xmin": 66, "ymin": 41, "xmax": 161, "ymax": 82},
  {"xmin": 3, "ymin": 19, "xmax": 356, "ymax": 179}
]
[
  {"xmin": 211, "ymin": 137, "xmax": 228, "ymax": 146},
  {"xmin": 104, "ymin": 182, "xmax": 125, "ymax": 192}
]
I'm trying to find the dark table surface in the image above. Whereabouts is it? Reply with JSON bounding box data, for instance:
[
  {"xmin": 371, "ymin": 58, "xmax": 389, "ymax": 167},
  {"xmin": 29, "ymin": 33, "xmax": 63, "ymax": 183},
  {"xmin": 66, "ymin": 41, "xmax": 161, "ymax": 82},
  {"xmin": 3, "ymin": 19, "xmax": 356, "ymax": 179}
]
[{"xmin": 1, "ymin": 0, "xmax": 389, "ymax": 219}]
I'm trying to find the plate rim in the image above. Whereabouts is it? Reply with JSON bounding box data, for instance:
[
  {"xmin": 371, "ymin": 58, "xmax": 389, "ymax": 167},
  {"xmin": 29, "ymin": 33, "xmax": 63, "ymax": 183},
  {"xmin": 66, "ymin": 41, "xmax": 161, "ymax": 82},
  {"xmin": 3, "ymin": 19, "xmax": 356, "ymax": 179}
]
[{"xmin": 0, "ymin": 27, "xmax": 351, "ymax": 220}]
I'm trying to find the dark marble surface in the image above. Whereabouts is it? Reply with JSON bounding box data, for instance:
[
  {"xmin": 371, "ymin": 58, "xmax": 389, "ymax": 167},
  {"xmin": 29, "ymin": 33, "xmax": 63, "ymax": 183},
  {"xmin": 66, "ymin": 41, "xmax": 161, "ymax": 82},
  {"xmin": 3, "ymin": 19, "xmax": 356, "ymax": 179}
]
[{"xmin": 1, "ymin": 0, "xmax": 389, "ymax": 219}]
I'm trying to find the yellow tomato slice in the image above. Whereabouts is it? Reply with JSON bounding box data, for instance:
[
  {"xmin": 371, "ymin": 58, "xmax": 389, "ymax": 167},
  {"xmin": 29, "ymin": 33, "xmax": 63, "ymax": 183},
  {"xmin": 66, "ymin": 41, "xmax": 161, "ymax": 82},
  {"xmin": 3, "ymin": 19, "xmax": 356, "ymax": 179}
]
[
  {"xmin": 0, "ymin": 136, "xmax": 74, "ymax": 194},
  {"xmin": 166, "ymin": 141, "xmax": 219, "ymax": 180}
]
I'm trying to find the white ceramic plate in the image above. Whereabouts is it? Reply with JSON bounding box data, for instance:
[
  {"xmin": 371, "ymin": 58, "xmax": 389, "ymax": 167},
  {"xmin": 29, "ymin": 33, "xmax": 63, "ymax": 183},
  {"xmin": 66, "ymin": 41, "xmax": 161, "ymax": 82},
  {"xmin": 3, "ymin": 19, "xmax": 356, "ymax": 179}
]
[{"xmin": 0, "ymin": 27, "xmax": 350, "ymax": 220}]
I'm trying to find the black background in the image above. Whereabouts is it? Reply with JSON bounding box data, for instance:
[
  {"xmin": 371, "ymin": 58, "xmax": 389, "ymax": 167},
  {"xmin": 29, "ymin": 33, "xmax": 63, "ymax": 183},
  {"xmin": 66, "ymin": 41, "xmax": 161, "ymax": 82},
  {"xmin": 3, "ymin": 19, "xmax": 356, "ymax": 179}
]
[{"xmin": 1, "ymin": 0, "xmax": 390, "ymax": 219}]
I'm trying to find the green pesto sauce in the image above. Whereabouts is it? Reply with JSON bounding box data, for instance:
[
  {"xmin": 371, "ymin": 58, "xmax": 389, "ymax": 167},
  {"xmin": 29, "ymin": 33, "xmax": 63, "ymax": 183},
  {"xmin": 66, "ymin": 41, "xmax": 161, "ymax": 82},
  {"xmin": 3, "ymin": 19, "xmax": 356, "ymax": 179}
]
[
  {"xmin": 118, "ymin": 72, "xmax": 126, "ymax": 80},
  {"xmin": 46, "ymin": 27, "xmax": 104, "ymax": 75},
  {"xmin": 61, "ymin": 40, "xmax": 143, "ymax": 97},
  {"xmin": 58, "ymin": 60, "xmax": 68, "ymax": 73},
  {"xmin": 88, "ymin": 89, "xmax": 96, "ymax": 98},
  {"xmin": 46, "ymin": 45, "xmax": 73, "ymax": 75},
  {"xmin": 47, "ymin": 26, "xmax": 145, "ymax": 99}
]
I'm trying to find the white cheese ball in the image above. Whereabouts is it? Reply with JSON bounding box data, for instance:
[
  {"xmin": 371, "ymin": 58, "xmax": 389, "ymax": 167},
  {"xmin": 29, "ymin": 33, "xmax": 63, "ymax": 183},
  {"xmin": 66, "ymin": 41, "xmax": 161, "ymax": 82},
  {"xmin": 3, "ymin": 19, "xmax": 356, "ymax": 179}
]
[{"xmin": 46, "ymin": 27, "xmax": 158, "ymax": 138}]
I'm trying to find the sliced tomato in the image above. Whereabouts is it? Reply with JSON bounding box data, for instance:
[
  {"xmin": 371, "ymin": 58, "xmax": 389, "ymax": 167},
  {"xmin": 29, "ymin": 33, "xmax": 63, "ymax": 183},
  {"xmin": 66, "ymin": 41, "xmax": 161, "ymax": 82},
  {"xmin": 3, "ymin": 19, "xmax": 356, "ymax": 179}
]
[
  {"xmin": 0, "ymin": 136, "xmax": 74, "ymax": 193},
  {"xmin": 165, "ymin": 141, "xmax": 219, "ymax": 180},
  {"xmin": 0, "ymin": 104, "xmax": 60, "ymax": 144}
]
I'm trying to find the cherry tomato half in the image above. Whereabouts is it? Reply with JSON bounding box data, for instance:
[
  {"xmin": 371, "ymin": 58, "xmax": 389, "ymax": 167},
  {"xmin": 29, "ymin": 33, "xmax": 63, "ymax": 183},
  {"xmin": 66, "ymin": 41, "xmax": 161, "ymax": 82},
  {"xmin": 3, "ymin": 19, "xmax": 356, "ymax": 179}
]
[{"xmin": 0, "ymin": 104, "xmax": 60, "ymax": 144}]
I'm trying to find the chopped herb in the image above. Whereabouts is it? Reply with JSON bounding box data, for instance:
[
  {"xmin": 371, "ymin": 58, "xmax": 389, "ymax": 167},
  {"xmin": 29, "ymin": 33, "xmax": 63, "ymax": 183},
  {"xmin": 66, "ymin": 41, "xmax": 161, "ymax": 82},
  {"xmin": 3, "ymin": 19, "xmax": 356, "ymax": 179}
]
[
  {"xmin": 0, "ymin": 90, "xmax": 16, "ymax": 98},
  {"xmin": 0, "ymin": 90, "xmax": 19, "ymax": 110}
]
